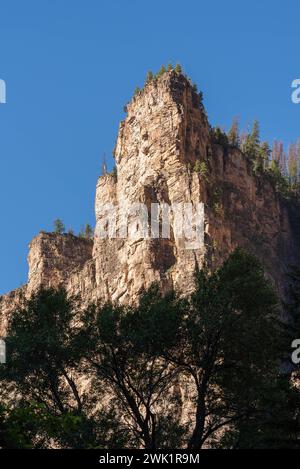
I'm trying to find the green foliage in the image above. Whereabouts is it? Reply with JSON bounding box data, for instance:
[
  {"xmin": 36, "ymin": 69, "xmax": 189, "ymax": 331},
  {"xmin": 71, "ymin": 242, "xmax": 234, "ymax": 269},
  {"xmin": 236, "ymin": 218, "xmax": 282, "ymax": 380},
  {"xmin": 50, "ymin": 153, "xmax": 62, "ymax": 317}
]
[
  {"xmin": 0, "ymin": 289, "xmax": 130, "ymax": 449},
  {"xmin": 84, "ymin": 224, "xmax": 93, "ymax": 239},
  {"xmin": 222, "ymin": 118, "xmax": 300, "ymax": 196},
  {"xmin": 145, "ymin": 70, "xmax": 154, "ymax": 84},
  {"xmin": 194, "ymin": 160, "xmax": 208, "ymax": 180},
  {"xmin": 111, "ymin": 165, "xmax": 117, "ymax": 180},
  {"xmin": 3, "ymin": 289, "xmax": 80, "ymax": 411},
  {"xmin": 257, "ymin": 141, "xmax": 271, "ymax": 172},
  {"xmin": 268, "ymin": 159, "xmax": 290, "ymax": 194},
  {"xmin": 211, "ymin": 126, "xmax": 229, "ymax": 147},
  {"xmin": 174, "ymin": 63, "xmax": 182, "ymax": 74},
  {"xmin": 167, "ymin": 63, "xmax": 173, "ymax": 72},
  {"xmin": 227, "ymin": 118, "xmax": 240, "ymax": 147},
  {"xmin": 0, "ymin": 402, "xmax": 51, "ymax": 448},
  {"xmin": 1, "ymin": 251, "xmax": 298, "ymax": 449},
  {"xmin": 241, "ymin": 120, "xmax": 260, "ymax": 161},
  {"xmin": 78, "ymin": 224, "xmax": 93, "ymax": 239},
  {"xmin": 211, "ymin": 187, "xmax": 223, "ymax": 215},
  {"xmin": 184, "ymin": 249, "xmax": 282, "ymax": 449},
  {"xmin": 78, "ymin": 287, "xmax": 186, "ymax": 449},
  {"xmin": 53, "ymin": 218, "xmax": 65, "ymax": 235},
  {"xmin": 157, "ymin": 65, "xmax": 166, "ymax": 78}
]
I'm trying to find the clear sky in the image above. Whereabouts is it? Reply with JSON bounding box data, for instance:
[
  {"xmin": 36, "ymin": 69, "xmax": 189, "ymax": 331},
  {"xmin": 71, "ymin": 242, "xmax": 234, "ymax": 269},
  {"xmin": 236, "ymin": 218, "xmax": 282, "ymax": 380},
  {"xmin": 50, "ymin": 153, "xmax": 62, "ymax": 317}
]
[{"xmin": 0, "ymin": 0, "xmax": 300, "ymax": 294}]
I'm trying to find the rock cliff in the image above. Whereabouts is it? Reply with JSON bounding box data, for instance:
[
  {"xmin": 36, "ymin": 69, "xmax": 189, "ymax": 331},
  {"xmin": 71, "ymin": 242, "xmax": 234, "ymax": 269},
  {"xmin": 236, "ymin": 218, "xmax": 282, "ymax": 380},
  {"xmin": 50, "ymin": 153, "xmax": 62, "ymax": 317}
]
[{"xmin": 1, "ymin": 70, "xmax": 300, "ymax": 333}]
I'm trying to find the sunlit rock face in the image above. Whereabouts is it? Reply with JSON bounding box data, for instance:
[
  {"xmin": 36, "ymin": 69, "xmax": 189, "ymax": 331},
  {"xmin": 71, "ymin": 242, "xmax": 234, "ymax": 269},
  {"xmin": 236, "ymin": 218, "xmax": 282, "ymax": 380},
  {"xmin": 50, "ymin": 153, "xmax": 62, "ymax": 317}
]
[{"xmin": 1, "ymin": 71, "xmax": 300, "ymax": 332}]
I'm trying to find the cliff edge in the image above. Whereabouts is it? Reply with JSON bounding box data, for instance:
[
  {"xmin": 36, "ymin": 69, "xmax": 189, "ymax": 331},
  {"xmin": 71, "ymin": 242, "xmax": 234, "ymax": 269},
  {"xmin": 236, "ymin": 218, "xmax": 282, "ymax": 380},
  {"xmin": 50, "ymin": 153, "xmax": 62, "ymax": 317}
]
[{"xmin": 1, "ymin": 70, "xmax": 300, "ymax": 334}]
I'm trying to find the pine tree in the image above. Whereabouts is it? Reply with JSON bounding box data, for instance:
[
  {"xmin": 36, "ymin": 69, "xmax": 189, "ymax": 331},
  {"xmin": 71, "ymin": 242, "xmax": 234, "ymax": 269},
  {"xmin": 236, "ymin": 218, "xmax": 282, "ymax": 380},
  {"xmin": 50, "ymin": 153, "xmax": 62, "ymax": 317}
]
[
  {"xmin": 145, "ymin": 71, "xmax": 154, "ymax": 84},
  {"xmin": 175, "ymin": 63, "xmax": 182, "ymax": 74},
  {"xmin": 228, "ymin": 118, "xmax": 240, "ymax": 147},
  {"xmin": 252, "ymin": 119, "xmax": 260, "ymax": 148},
  {"xmin": 85, "ymin": 224, "xmax": 93, "ymax": 239},
  {"xmin": 259, "ymin": 141, "xmax": 271, "ymax": 169},
  {"xmin": 269, "ymin": 159, "xmax": 279, "ymax": 175},
  {"xmin": 243, "ymin": 120, "xmax": 260, "ymax": 162},
  {"xmin": 272, "ymin": 140, "xmax": 286, "ymax": 176},
  {"xmin": 211, "ymin": 127, "xmax": 229, "ymax": 146},
  {"xmin": 157, "ymin": 65, "xmax": 166, "ymax": 78},
  {"xmin": 167, "ymin": 63, "xmax": 173, "ymax": 72},
  {"xmin": 53, "ymin": 219, "xmax": 65, "ymax": 235}
]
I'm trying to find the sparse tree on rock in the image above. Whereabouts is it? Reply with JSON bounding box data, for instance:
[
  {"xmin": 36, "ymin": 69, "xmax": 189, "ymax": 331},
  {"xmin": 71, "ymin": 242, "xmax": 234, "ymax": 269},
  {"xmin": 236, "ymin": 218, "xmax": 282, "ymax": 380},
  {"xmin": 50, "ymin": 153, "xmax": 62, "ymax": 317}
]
[
  {"xmin": 53, "ymin": 219, "xmax": 65, "ymax": 235},
  {"xmin": 228, "ymin": 118, "xmax": 240, "ymax": 147},
  {"xmin": 175, "ymin": 63, "xmax": 182, "ymax": 74},
  {"xmin": 85, "ymin": 224, "xmax": 93, "ymax": 239},
  {"xmin": 145, "ymin": 71, "xmax": 154, "ymax": 84},
  {"xmin": 157, "ymin": 65, "xmax": 166, "ymax": 78}
]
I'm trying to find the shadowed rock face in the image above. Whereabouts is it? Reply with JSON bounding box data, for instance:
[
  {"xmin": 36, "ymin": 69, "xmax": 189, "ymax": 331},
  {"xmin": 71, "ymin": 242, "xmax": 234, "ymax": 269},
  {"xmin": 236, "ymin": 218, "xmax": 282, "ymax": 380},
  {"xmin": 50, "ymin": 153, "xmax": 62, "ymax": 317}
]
[{"xmin": 1, "ymin": 71, "xmax": 300, "ymax": 332}]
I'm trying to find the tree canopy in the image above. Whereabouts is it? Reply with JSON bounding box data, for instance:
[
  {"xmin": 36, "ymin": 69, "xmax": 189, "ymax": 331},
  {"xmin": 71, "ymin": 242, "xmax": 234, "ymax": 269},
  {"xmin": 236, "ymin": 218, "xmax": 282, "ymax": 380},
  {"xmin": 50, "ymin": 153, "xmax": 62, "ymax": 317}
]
[{"xmin": 0, "ymin": 249, "xmax": 299, "ymax": 449}]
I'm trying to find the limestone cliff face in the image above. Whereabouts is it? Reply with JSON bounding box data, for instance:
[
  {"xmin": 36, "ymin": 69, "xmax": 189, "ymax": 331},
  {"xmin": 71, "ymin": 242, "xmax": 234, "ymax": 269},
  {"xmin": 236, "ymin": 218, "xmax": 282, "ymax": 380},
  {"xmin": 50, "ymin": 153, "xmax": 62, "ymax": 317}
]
[
  {"xmin": 208, "ymin": 145, "xmax": 300, "ymax": 295},
  {"xmin": 27, "ymin": 232, "xmax": 93, "ymax": 296},
  {"xmin": 0, "ymin": 287, "xmax": 26, "ymax": 336},
  {"xmin": 93, "ymin": 72, "xmax": 209, "ymax": 303},
  {"xmin": 1, "ymin": 71, "xmax": 300, "ymax": 332}
]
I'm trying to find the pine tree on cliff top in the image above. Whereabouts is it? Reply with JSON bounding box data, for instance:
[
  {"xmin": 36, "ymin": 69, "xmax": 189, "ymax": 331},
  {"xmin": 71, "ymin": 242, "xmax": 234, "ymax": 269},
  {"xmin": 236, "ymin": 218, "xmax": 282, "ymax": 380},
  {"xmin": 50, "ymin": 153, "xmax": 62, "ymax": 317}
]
[{"xmin": 53, "ymin": 218, "xmax": 65, "ymax": 234}]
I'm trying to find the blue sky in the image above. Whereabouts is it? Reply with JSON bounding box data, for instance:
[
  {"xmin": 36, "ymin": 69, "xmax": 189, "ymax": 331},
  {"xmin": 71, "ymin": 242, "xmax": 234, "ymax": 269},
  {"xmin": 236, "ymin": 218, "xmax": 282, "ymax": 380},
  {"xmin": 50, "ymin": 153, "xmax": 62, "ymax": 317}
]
[{"xmin": 0, "ymin": 0, "xmax": 299, "ymax": 294}]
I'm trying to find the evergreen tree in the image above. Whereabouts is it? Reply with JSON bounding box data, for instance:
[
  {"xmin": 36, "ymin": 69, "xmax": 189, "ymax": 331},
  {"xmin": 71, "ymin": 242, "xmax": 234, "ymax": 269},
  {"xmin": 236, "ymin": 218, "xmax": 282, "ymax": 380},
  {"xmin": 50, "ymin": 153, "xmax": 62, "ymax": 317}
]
[
  {"xmin": 272, "ymin": 140, "xmax": 286, "ymax": 176},
  {"xmin": 227, "ymin": 118, "xmax": 240, "ymax": 147},
  {"xmin": 157, "ymin": 65, "xmax": 166, "ymax": 78},
  {"xmin": 167, "ymin": 63, "xmax": 173, "ymax": 72},
  {"xmin": 251, "ymin": 119, "xmax": 260, "ymax": 147},
  {"xmin": 211, "ymin": 126, "xmax": 229, "ymax": 147},
  {"xmin": 259, "ymin": 141, "xmax": 271, "ymax": 170},
  {"xmin": 84, "ymin": 224, "xmax": 93, "ymax": 239},
  {"xmin": 145, "ymin": 71, "xmax": 154, "ymax": 84},
  {"xmin": 53, "ymin": 219, "xmax": 65, "ymax": 235},
  {"xmin": 243, "ymin": 119, "xmax": 260, "ymax": 160},
  {"xmin": 174, "ymin": 63, "xmax": 182, "ymax": 74}
]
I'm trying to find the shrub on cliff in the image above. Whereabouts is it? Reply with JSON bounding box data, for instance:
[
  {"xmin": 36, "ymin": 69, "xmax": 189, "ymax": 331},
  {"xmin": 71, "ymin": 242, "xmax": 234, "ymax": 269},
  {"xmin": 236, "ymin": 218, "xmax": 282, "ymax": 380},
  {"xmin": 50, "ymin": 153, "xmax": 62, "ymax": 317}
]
[
  {"xmin": 53, "ymin": 218, "xmax": 65, "ymax": 234},
  {"xmin": 145, "ymin": 71, "xmax": 154, "ymax": 84},
  {"xmin": 211, "ymin": 126, "xmax": 229, "ymax": 147}
]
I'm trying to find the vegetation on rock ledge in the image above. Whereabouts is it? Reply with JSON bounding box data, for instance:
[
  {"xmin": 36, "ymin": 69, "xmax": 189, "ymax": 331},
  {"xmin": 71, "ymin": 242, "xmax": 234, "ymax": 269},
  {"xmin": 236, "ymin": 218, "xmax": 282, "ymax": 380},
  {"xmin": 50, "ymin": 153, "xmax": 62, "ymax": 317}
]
[{"xmin": 211, "ymin": 118, "xmax": 300, "ymax": 197}]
